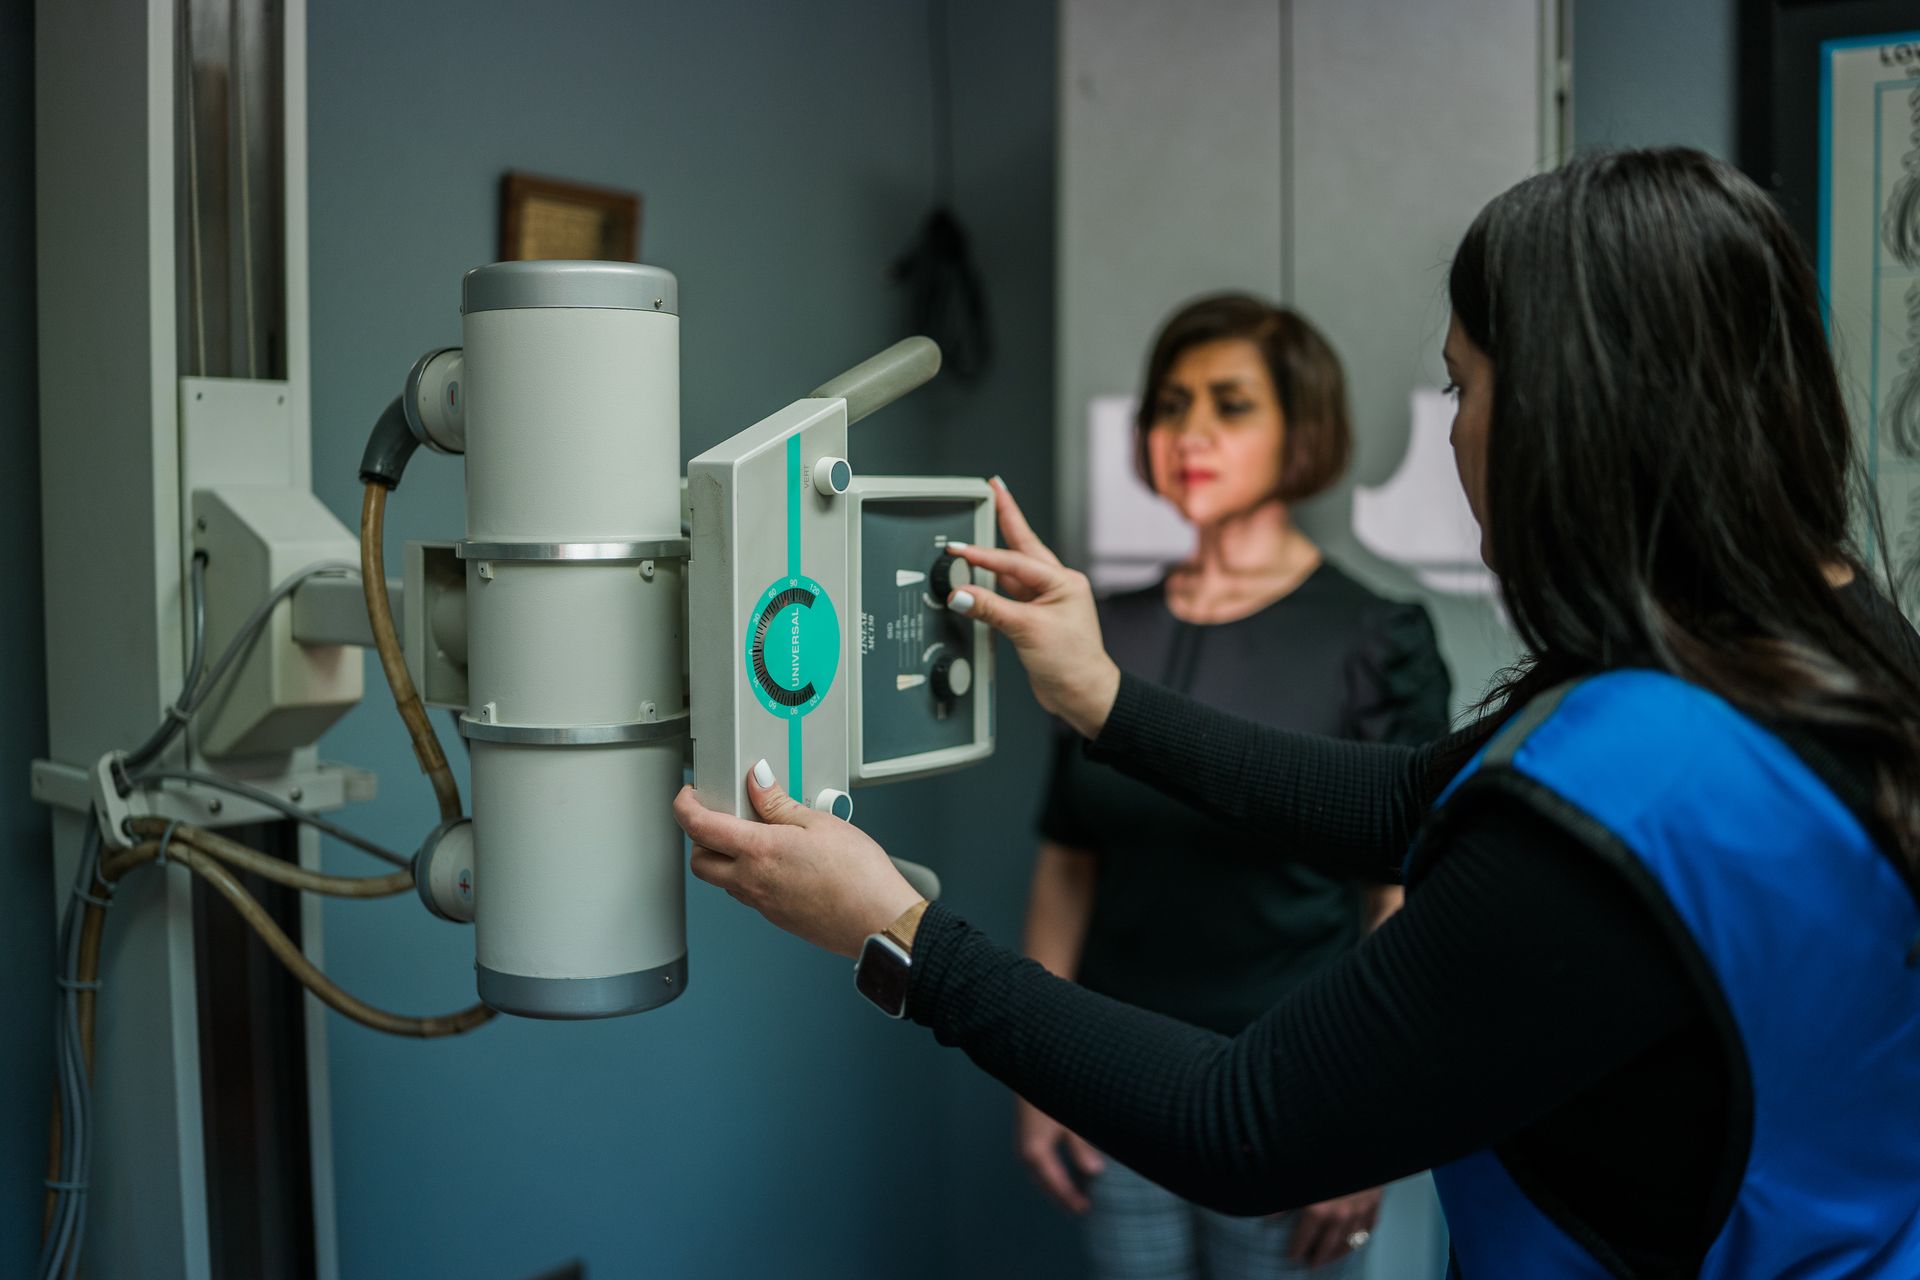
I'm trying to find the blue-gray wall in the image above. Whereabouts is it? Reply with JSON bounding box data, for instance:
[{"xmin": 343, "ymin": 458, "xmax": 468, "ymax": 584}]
[{"xmin": 1573, "ymin": 0, "xmax": 1737, "ymax": 158}]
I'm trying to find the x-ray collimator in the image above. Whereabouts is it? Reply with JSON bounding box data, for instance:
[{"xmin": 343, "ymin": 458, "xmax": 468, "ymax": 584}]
[{"xmin": 688, "ymin": 338, "xmax": 994, "ymax": 821}]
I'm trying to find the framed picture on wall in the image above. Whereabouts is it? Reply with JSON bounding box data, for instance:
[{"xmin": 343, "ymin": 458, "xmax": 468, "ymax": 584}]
[
  {"xmin": 1740, "ymin": 1, "xmax": 1920, "ymax": 610},
  {"xmin": 498, "ymin": 171, "xmax": 641, "ymax": 262},
  {"xmin": 1738, "ymin": 0, "xmax": 1920, "ymax": 245}
]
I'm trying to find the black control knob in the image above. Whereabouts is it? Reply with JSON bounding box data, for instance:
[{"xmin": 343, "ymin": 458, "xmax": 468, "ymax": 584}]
[
  {"xmin": 930, "ymin": 551, "xmax": 973, "ymax": 601},
  {"xmin": 931, "ymin": 654, "xmax": 973, "ymax": 703}
]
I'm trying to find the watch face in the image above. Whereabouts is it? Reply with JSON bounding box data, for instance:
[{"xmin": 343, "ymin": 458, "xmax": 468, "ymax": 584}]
[{"xmin": 855, "ymin": 934, "xmax": 911, "ymax": 1018}]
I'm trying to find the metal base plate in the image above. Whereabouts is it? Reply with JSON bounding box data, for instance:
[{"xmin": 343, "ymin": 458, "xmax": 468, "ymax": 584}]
[{"xmin": 476, "ymin": 954, "xmax": 688, "ymax": 1019}]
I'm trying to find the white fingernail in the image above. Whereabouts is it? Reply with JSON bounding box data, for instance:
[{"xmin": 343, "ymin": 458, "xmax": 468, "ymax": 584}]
[
  {"xmin": 989, "ymin": 475, "xmax": 1005, "ymax": 489},
  {"xmin": 752, "ymin": 758, "xmax": 774, "ymax": 788},
  {"xmin": 947, "ymin": 540, "xmax": 970, "ymax": 551},
  {"xmin": 949, "ymin": 590, "xmax": 976, "ymax": 614}
]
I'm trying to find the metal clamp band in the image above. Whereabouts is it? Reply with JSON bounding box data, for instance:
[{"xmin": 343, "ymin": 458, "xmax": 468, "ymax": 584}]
[
  {"xmin": 457, "ymin": 538, "xmax": 690, "ymax": 563},
  {"xmin": 459, "ymin": 711, "xmax": 689, "ymax": 746}
]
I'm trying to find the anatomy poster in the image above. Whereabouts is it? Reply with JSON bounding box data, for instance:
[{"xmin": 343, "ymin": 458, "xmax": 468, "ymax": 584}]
[{"xmin": 1824, "ymin": 32, "xmax": 1920, "ymax": 613}]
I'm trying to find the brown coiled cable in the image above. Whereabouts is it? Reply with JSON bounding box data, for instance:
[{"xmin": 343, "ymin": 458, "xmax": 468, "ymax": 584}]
[
  {"xmin": 361, "ymin": 483, "xmax": 463, "ymax": 823},
  {"xmin": 43, "ymin": 820, "xmax": 495, "ymax": 1230},
  {"xmin": 49, "ymin": 485, "xmax": 486, "ymax": 1243},
  {"xmin": 98, "ymin": 834, "xmax": 493, "ymax": 1037}
]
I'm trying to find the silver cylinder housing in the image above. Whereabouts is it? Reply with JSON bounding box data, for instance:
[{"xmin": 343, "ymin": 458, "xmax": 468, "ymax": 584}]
[{"xmin": 459, "ymin": 260, "xmax": 687, "ymax": 1018}]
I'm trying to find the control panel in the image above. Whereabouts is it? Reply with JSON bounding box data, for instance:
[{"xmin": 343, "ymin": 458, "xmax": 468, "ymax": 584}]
[
  {"xmin": 686, "ymin": 339, "xmax": 995, "ymax": 820},
  {"xmin": 688, "ymin": 398, "xmax": 853, "ymax": 819},
  {"xmin": 848, "ymin": 476, "xmax": 994, "ymax": 783}
]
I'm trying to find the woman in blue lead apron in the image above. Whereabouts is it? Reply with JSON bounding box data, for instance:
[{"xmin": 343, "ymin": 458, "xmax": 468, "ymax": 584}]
[{"xmin": 675, "ymin": 149, "xmax": 1920, "ymax": 1278}]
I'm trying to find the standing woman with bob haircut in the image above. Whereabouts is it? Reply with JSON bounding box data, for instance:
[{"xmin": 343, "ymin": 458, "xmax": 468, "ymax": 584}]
[
  {"xmin": 676, "ymin": 149, "xmax": 1920, "ymax": 1278},
  {"xmin": 1019, "ymin": 294, "xmax": 1448, "ymax": 1277}
]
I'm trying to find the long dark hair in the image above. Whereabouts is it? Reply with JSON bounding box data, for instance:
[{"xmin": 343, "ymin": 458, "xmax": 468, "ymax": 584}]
[{"xmin": 1449, "ymin": 147, "xmax": 1920, "ymax": 868}]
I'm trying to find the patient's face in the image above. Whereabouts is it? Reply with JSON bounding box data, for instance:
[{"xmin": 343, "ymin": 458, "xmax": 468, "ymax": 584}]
[
  {"xmin": 1145, "ymin": 339, "xmax": 1286, "ymax": 528},
  {"xmin": 1443, "ymin": 315, "xmax": 1495, "ymax": 567}
]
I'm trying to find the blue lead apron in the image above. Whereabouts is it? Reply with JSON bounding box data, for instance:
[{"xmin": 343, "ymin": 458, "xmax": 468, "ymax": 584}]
[{"xmin": 1406, "ymin": 671, "xmax": 1920, "ymax": 1277}]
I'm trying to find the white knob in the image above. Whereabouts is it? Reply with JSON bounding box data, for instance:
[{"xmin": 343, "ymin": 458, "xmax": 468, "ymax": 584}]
[
  {"xmin": 931, "ymin": 655, "xmax": 972, "ymax": 701},
  {"xmin": 813, "ymin": 456, "xmax": 853, "ymax": 496},
  {"xmin": 813, "ymin": 788, "xmax": 855, "ymax": 821}
]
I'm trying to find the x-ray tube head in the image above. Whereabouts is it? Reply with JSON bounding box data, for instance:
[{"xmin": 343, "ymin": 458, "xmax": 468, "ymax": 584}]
[{"xmin": 459, "ymin": 260, "xmax": 689, "ymax": 1018}]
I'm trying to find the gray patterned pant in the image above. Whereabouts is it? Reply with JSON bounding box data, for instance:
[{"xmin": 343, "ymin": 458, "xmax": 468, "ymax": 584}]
[{"xmin": 1084, "ymin": 1161, "xmax": 1368, "ymax": 1280}]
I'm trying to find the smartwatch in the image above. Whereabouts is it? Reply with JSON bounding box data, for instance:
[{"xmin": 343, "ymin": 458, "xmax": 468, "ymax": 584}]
[{"xmin": 855, "ymin": 900, "xmax": 928, "ymax": 1018}]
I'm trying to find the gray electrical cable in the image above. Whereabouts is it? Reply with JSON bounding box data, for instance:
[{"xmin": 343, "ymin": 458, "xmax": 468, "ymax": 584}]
[
  {"xmin": 40, "ymin": 823, "xmax": 103, "ymax": 1280},
  {"xmin": 124, "ymin": 551, "xmax": 210, "ymax": 772},
  {"xmin": 124, "ymin": 557, "xmax": 357, "ymax": 772},
  {"xmin": 46, "ymin": 559, "xmax": 444, "ymax": 1271},
  {"xmin": 66, "ymin": 831, "xmax": 103, "ymax": 1280},
  {"xmin": 51, "ymin": 554, "xmax": 414, "ymax": 1270},
  {"xmin": 128, "ymin": 768, "xmax": 409, "ymax": 869},
  {"xmin": 38, "ymin": 868, "xmax": 73, "ymax": 1277},
  {"xmin": 59, "ymin": 843, "xmax": 95, "ymax": 1280},
  {"xmin": 184, "ymin": 552, "xmax": 208, "ymax": 702},
  {"xmin": 186, "ymin": 559, "xmax": 361, "ymax": 717},
  {"xmin": 121, "ymin": 558, "xmax": 402, "ymax": 868}
]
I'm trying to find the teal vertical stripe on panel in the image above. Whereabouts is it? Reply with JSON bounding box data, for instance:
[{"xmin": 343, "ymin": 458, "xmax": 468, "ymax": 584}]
[
  {"xmin": 789, "ymin": 715, "xmax": 803, "ymax": 808},
  {"xmin": 787, "ymin": 435, "xmax": 801, "ymax": 578},
  {"xmin": 787, "ymin": 434, "xmax": 803, "ymax": 801}
]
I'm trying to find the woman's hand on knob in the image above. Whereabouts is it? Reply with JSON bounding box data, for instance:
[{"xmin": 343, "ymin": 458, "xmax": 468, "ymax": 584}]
[{"xmin": 942, "ymin": 478, "xmax": 1120, "ymax": 741}]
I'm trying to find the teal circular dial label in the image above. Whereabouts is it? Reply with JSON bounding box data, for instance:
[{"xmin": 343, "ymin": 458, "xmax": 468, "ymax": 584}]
[{"xmin": 744, "ymin": 574, "xmax": 840, "ymax": 718}]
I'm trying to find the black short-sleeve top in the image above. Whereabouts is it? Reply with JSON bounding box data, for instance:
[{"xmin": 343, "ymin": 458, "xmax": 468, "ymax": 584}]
[{"xmin": 1036, "ymin": 560, "xmax": 1452, "ymax": 1034}]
